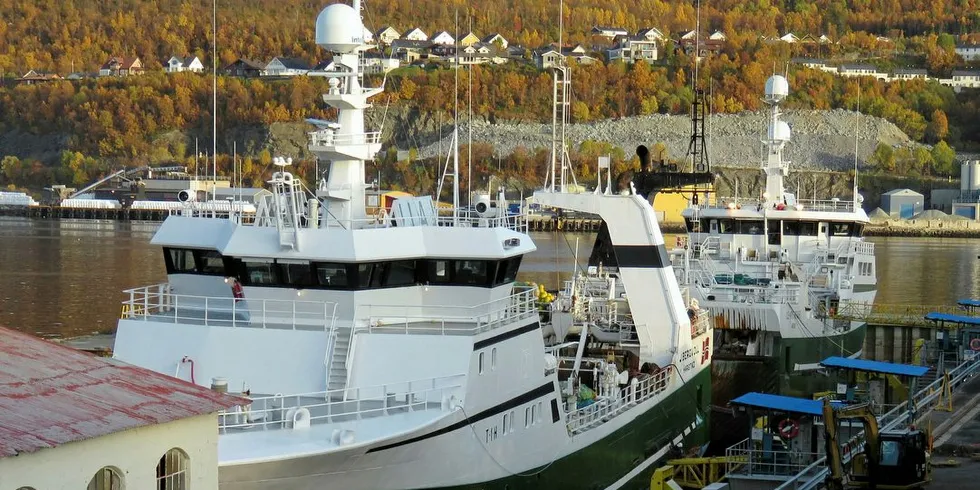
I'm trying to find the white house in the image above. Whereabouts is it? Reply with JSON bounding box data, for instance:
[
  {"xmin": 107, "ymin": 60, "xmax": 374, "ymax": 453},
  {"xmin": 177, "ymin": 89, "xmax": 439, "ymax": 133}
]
[
  {"xmin": 839, "ymin": 64, "xmax": 887, "ymax": 80},
  {"xmin": 430, "ymin": 30, "xmax": 456, "ymax": 45},
  {"xmin": 0, "ymin": 327, "xmax": 244, "ymax": 490},
  {"xmin": 780, "ymin": 33, "xmax": 800, "ymax": 43},
  {"xmin": 262, "ymin": 57, "xmax": 311, "ymax": 76},
  {"xmin": 680, "ymin": 30, "xmax": 698, "ymax": 40},
  {"xmin": 709, "ymin": 31, "xmax": 727, "ymax": 41},
  {"xmin": 636, "ymin": 27, "xmax": 666, "ymax": 43},
  {"xmin": 360, "ymin": 53, "xmax": 401, "ymax": 73},
  {"xmin": 483, "ymin": 33, "xmax": 509, "ymax": 49},
  {"xmin": 951, "ymin": 70, "xmax": 980, "ymax": 88},
  {"xmin": 892, "ymin": 68, "xmax": 928, "ymax": 80},
  {"xmin": 375, "ymin": 26, "xmax": 400, "ymax": 45},
  {"xmin": 165, "ymin": 56, "xmax": 205, "ymax": 73},
  {"xmin": 818, "ymin": 34, "xmax": 833, "ymax": 44},
  {"xmin": 535, "ymin": 48, "xmax": 563, "ymax": 69},
  {"xmin": 608, "ymin": 36, "xmax": 659, "ymax": 64},
  {"xmin": 592, "ymin": 26, "xmax": 629, "ymax": 38},
  {"xmin": 956, "ymin": 44, "xmax": 980, "ymax": 61},
  {"xmin": 403, "ymin": 27, "xmax": 428, "ymax": 41}
]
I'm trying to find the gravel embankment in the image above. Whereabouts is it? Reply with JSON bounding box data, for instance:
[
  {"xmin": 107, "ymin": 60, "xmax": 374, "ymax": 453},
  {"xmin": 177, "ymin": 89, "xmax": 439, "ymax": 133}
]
[{"xmin": 414, "ymin": 109, "xmax": 920, "ymax": 170}]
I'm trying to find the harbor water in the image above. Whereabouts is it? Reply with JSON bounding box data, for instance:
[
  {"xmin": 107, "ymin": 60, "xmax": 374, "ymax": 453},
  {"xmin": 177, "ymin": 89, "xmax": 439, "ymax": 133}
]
[{"xmin": 2, "ymin": 217, "xmax": 980, "ymax": 339}]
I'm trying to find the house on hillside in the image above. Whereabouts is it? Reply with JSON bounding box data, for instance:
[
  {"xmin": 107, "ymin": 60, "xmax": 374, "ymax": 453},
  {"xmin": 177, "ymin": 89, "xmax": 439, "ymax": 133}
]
[
  {"xmin": 0, "ymin": 327, "xmax": 244, "ymax": 490},
  {"xmin": 951, "ymin": 70, "xmax": 980, "ymax": 89},
  {"xmin": 678, "ymin": 34, "xmax": 725, "ymax": 57},
  {"xmin": 636, "ymin": 27, "xmax": 666, "ymax": 43},
  {"xmin": 391, "ymin": 39, "xmax": 433, "ymax": 63},
  {"xmin": 403, "ymin": 27, "xmax": 428, "ymax": 41},
  {"xmin": 592, "ymin": 26, "xmax": 629, "ymax": 39},
  {"xmin": 892, "ymin": 68, "xmax": 928, "ymax": 81},
  {"xmin": 99, "ymin": 56, "xmax": 144, "ymax": 77},
  {"xmin": 483, "ymin": 33, "xmax": 509, "ymax": 49},
  {"xmin": 838, "ymin": 64, "xmax": 887, "ymax": 80},
  {"xmin": 224, "ymin": 58, "xmax": 264, "ymax": 77},
  {"xmin": 459, "ymin": 32, "xmax": 481, "ymax": 47},
  {"xmin": 263, "ymin": 57, "xmax": 310, "ymax": 77},
  {"xmin": 165, "ymin": 56, "xmax": 204, "ymax": 73},
  {"xmin": 535, "ymin": 45, "xmax": 596, "ymax": 69},
  {"xmin": 360, "ymin": 52, "xmax": 400, "ymax": 73},
  {"xmin": 780, "ymin": 33, "xmax": 800, "ymax": 43},
  {"xmin": 458, "ymin": 42, "xmax": 507, "ymax": 65},
  {"xmin": 431, "ymin": 30, "xmax": 456, "ymax": 45},
  {"xmin": 375, "ymin": 26, "xmax": 400, "ymax": 45},
  {"xmin": 956, "ymin": 44, "xmax": 980, "ymax": 61},
  {"xmin": 709, "ymin": 31, "xmax": 727, "ymax": 41},
  {"xmin": 608, "ymin": 35, "xmax": 659, "ymax": 64},
  {"xmin": 16, "ymin": 70, "xmax": 61, "ymax": 84}
]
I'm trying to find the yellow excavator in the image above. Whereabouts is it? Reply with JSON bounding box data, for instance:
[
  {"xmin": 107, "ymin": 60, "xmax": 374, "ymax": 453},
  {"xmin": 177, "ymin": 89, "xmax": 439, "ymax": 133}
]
[{"xmin": 822, "ymin": 398, "xmax": 930, "ymax": 490}]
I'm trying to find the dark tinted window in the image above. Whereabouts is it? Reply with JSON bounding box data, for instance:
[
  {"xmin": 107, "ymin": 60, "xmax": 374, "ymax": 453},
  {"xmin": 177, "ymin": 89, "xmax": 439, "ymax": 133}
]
[
  {"xmin": 853, "ymin": 224, "xmax": 865, "ymax": 237},
  {"xmin": 783, "ymin": 220, "xmax": 800, "ymax": 235},
  {"xmin": 737, "ymin": 220, "xmax": 764, "ymax": 235},
  {"xmin": 166, "ymin": 248, "xmax": 196, "ymax": 273},
  {"xmin": 799, "ymin": 221, "xmax": 817, "ymax": 235},
  {"xmin": 196, "ymin": 250, "xmax": 226, "ymax": 275},
  {"xmin": 455, "ymin": 260, "xmax": 489, "ymax": 286},
  {"xmin": 718, "ymin": 219, "xmax": 735, "ymax": 233},
  {"xmin": 386, "ymin": 260, "xmax": 416, "ymax": 286},
  {"xmin": 831, "ymin": 222, "xmax": 852, "ymax": 236},
  {"xmin": 243, "ymin": 261, "xmax": 277, "ymax": 285},
  {"xmin": 494, "ymin": 256, "xmax": 523, "ymax": 285},
  {"xmin": 280, "ymin": 262, "xmax": 314, "ymax": 287},
  {"xmin": 428, "ymin": 260, "xmax": 452, "ymax": 283},
  {"xmin": 315, "ymin": 263, "xmax": 349, "ymax": 288},
  {"xmin": 357, "ymin": 263, "xmax": 386, "ymax": 289}
]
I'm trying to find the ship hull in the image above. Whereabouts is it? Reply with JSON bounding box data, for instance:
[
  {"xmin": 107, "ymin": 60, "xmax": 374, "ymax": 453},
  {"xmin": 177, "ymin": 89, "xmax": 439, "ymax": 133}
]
[{"xmin": 218, "ymin": 367, "xmax": 711, "ymax": 490}]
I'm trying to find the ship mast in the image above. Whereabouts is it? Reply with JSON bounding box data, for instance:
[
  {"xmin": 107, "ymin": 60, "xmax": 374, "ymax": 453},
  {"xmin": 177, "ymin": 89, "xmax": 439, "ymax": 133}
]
[
  {"xmin": 309, "ymin": 0, "xmax": 383, "ymax": 228},
  {"xmin": 762, "ymin": 75, "xmax": 790, "ymax": 207}
]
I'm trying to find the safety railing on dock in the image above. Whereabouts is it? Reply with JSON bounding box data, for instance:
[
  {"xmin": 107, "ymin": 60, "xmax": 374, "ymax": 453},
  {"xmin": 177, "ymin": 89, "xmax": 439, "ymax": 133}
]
[
  {"xmin": 219, "ymin": 374, "xmax": 466, "ymax": 431},
  {"xmin": 832, "ymin": 301, "xmax": 973, "ymax": 327},
  {"xmin": 725, "ymin": 438, "xmax": 821, "ymax": 476},
  {"xmin": 121, "ymin": 283, "xmax": 338, "ymax": 331},
  {"xmin": 566, "ymin": 366, "xmax": 674, "ymax": 435},
  {"xmin": 363, "ymin": 286, "xmax": 538, "ymax": 335}
]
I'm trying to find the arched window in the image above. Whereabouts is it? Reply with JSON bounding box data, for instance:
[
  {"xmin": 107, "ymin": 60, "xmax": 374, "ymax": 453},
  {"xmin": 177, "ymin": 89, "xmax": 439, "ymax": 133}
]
[
  {"xmin": 88, "ymin": 466, "xmax": 123, "ymax": 490},
  {"xmin": 156, "ymin": 448, "xmax": 189, "ymax": 490}
]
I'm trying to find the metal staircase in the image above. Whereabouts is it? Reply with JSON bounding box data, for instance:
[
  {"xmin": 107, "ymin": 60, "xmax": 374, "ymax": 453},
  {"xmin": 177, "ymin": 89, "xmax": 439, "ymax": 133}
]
[{"xmin": 326, "ymin": 325, "xmax": 354, "ymax": 392}]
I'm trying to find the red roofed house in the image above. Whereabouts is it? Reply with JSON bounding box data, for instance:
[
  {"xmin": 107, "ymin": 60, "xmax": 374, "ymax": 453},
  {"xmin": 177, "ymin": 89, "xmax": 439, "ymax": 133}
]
[
  {"xmin": 99, "ymin": 56, "xmax": 144, "ymax": 77},
  {"xmin": 0, "ymin": 327, "xmax": 245, "ymax": 490}
]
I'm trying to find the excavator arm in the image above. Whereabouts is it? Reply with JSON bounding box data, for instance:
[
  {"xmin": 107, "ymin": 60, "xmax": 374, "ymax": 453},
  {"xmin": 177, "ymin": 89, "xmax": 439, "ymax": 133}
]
[{"xmin": 823, "ymin": 398, "xmax": 881, "ymax": 490}]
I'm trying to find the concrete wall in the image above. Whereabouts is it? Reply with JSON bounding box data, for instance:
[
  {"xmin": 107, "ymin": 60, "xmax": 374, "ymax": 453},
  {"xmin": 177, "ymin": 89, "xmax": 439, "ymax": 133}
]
[{"xmin": 0, "ymin": 413, "xmax": 219, "ymax": 490}]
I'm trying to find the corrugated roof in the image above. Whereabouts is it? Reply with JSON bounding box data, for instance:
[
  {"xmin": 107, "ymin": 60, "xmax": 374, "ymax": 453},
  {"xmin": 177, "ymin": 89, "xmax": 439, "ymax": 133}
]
[
  {"xmin": 820, "ymin": 356, "xmax": 929, "ymax": 377},
  {"xmin": 925, "ymin": 312, "xmax": 980, "ymax": 326},
  {"xmin": 731, "ymin": 392, "xmax": 827, "ymax": 415},
  {"xmin": 0, "ymin": 327, "xmax": 246, "ymax": 458}
]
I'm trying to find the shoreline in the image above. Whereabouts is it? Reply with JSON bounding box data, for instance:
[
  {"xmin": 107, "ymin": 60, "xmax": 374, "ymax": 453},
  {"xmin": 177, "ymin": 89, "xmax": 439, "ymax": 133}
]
[{"xmin": 659, "ymin": 221, "xmax": 980, "ymax": 238}]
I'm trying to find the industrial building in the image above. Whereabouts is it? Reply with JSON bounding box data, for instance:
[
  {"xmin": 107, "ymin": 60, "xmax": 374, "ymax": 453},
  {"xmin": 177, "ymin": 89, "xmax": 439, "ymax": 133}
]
[
  {"xmin": 0, "ymin": 327, "xmax": 244, "ymax": 490},
  {"xmin": 881, "ymin": 188, "xmax": 924, "ymax": 219},
  {"xmin": 952, "ymin": 160, "xmax": 980, "ymax": 219}
]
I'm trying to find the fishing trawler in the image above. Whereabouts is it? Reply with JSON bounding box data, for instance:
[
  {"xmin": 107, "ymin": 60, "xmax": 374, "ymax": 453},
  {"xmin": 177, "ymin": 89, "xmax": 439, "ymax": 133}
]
[
  {"xmin": 672, "ymin": 75, "xmax": 876, "ymax": 423},
  {"xmin": 111, "ymin": 2, "xmax": 709, "ymax": 488}
]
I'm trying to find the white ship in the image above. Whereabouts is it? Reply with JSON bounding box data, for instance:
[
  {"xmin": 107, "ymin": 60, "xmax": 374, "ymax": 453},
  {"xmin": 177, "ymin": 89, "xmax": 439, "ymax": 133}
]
[
  {"xmin": 112, "ymin": 2, "xmax": 710, "ymax": 488},
  {"xmin": 671, "ymin": 75, "xmax": 876, "ymax": 414}
]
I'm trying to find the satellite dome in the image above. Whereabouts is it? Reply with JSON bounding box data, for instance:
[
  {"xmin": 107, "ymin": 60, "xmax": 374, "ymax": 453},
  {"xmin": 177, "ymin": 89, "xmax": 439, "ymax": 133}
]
[
  {"xmin": 315, "ymin": 3, "xmax": 365, "ymax": 53},
  {"xmin": 764, "ymin": 75, "xmax": 790, "ymax": 103},
  {"xmin": 768, "ymin": 120, "xmax": 791, "ymax": 142}
]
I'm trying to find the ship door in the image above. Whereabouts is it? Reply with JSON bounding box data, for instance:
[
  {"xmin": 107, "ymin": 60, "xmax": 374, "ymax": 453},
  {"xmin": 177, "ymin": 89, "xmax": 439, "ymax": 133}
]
[
  {"xmin": 817, "ymin": 222, "xmax": 828, "ymax": 245},
  {"xmin": 710, "ymin": 219, "xmax": 719, "ymax": 234}
]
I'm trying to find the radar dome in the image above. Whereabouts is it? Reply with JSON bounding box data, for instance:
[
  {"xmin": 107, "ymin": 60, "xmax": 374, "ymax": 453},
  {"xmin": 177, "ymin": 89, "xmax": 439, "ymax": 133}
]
[
  {"xmin": 768, "ymin": 120, "xmax": 791, "ymax": 142},
  {"xmin": 764, "ymin": 75, "xmax": 790, "ymax": 103},
  {"xmin": 315, "ymin": 3, "xmax": 365, "ymax": 53}
]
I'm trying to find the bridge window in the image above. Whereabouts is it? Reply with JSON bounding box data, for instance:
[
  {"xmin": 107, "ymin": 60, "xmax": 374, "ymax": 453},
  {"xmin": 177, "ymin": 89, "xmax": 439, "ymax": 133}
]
[
  {"xmin": 242, "ymin": 260, "xmax": 278, "ymax": 285},
  {"xmin": 831, "ymin": 222, "xmax": 852, "ymax": 236},
  {"xmin": 280, "ymin": 261, "xmax": 315, "ymax": 287},
  {"xmin": 196, "ymin": 250, "xmax": 226, "ymax": 275},
  {"xmin": 428, "ymin": 260, "xmax": 451, "ymax": 284},
  {"xmin": 718, "ymin": 219, "xmax": 735, "ymax": 234},
  {"xmin": 165, "ymin": 248, "xmax": 197, "ymax": 273},
  {"xmin": 357, "ymin": 263, "xmax": 386, "ymax": 289},
  {"xmin": 315, "ymin": 263, "xmax": 349, "ymax": 288},
  {"xmin": 736, "ymin": 220, "xmax": 764, "ymax": 235},
  {"xmin": 494, "ymin": 256, "xmax": 522, "ymax": 285},
  {"xmin": 455, "ymin": 260, "xmax": 489, "ymax": 286},
  {"xmin": 386, "ymin": 260, "xmax": 417, "ymax": 287}
]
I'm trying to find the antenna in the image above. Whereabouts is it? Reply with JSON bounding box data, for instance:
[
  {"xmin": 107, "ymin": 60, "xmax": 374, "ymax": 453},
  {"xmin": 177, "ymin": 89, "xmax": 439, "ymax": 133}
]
[
  {"xmin": 694, "ymin": 0, "xmax": 701, "ymax": 84},
  {"xmin": 467, "ymin": 13, "xmax": 473, "ymax": 206},
  {"xmin": 853, "ymin": 83, "xmax": 861, "ymax": 205},
  {"xmin": 212, "ymin": 0, "xmax": 217, "ymax": 199},
  {"xmin": 453, "ymin": 8, "xmax": 460, "ymax": 222}
]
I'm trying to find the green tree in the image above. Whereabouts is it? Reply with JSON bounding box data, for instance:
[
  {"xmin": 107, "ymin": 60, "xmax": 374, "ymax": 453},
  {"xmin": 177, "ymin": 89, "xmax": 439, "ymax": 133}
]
[
  {"xmin": 870, "ymin": 143, "xmax": 895, "ymax": 172},
  {"xmin": 931, "ymin": 141, "xmax": 956, "ymax": 176},
  {"xmin": 927, "ymin": 109, "xmax": 949, "ymax": 143}
]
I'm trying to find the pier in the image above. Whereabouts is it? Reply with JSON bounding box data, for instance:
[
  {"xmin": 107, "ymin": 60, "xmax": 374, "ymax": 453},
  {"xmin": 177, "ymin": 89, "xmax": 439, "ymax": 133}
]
[{"xmin": 0, "ymin": 205, "xmax": 171, "ymax": 221}]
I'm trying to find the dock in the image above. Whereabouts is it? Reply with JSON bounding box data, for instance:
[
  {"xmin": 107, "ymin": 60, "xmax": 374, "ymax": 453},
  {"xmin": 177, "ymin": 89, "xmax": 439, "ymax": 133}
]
[{"xmin": 0, "ymin": 205, "xmax": 171, "ymax": 221}]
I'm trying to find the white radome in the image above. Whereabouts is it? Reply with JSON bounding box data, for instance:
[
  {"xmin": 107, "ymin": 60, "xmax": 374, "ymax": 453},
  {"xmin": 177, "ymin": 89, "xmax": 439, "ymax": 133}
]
[
  {"xmin": 315, "ymin": 3, "xmax": 365, "ymax": 53},
  {"xmin": 768, "ymin": 120, "xmax": 791, "ymax": 142},
  {"xmin": 765, "ymin": 75, "xmax": 790, "ymax": 102}
]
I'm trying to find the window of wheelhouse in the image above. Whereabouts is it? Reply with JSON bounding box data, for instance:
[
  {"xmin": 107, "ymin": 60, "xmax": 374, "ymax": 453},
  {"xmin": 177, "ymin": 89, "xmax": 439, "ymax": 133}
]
[
  {"xmin": 241, "ymin": 259, "xmax": 277, "ymax": 285},
  {"xmin": 427, "ymin": 260, "xmax": 452, "ymax": 284},
  {"xmin": 853, "ymin": 223, "xmax": 865, "ymax": 237},
  {"xmin": 165, "ymin": 248, "xmax": 196, "ymax": 273},
  {"xmin": 493, "ymin": 256, "xmax": 523, "ymax": 285},
  {"xmin": 831, "ymin": 222, "xmax": 852, "ymax": 237},
  {"xmin": 386, "ymin": 260, "xmax": 417, "ymax": 287},
  {"xmin": 315, "ymin": 262, "xmax": 349, "ymax": 288},
  {"xmin": 767, "ymin": 220, "xmax": 781, "ymax": 245},
  {"xmin": 197, "ymin": 250, "xmax": 226, "ymax": 275},
  {"xmin": 357, "ymin": 263, "xmax": 386, "ymax": 289},
  {"xmin": 455, "ymin": 260, "xmax": 489, "ymax": 286},
  {"xmin": 736, "ymin": 220, "xmax": 764, "ymax": 235},
  {"xmin": 280, "ymin": 261, "xmax": 315, "ymax": 287},
  {"xmin": 718, "ymin": 219, "xmax": 735, "ymax": 234}
]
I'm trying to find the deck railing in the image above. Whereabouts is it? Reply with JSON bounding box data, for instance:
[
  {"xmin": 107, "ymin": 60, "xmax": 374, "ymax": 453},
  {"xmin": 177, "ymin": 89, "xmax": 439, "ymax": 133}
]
[
  {"xmin": 219, "ymin": 374, "xmax": 466, "ymax": 431},
  {"xmin": 308, "ymin": 130, "xmax": 382, "ymax": 147},
  {"xmin": 363, "ymin": 286, "xmax": 538, "ymax": 335},
  {"xmin": 121, "ymin": 283, "xmax": 338, "ymax": 331},
  {"xmin": 566, "ymin": 366, "xmax": 674, "ymax": 435},
  {"xmin": 725, "ymin": 438, "xmax": 821, "ymax": 477}
]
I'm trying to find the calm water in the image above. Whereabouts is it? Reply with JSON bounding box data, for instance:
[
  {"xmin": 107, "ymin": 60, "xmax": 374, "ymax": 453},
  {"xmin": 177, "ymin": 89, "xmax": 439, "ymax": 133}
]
[{"xmin": 2, "ymin": 217, "xmax": 979, "ymax": 339}]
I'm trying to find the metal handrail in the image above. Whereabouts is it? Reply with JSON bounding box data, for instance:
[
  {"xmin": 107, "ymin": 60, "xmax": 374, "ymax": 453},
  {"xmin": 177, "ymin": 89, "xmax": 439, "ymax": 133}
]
[
  {"xmin": 219, "ymin": 374, "xmax": 466, "ymax": 430},
  {"xmin": 364, "ymin": 286, "xmax": 538, "ymax": 335},
  {"xmin": 566, "ymin": 366, "xmax": 674, "ymax": 434},
  {"xmin": 308, "ymin": 131, "xmax": 382, "ymax": 146},
  {"xmin": 122, "ymin": 283, "xmax": 339, "ymax": 331}
]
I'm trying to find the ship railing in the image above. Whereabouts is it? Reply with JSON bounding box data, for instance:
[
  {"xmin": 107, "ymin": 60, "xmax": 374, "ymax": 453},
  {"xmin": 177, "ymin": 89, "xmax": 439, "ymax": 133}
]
[
  {"xmin": 725, "ymin": 438, "xmax": 821, "ymax": 477},
  {"xmin": 218, "ymin": 373, "xmax": 466, "ymax": 431},
  {"xmin": 691, "ymin": 310, "xmax": 711, "ymax": 337},
  {"xmin": 320, "ymin": 209, "xmax": 528, "ymax": 234},
  {"xmin": 794, "ymin": 199, "xmax": 855, "ymax": 213},
  {"xmin": 705, "ymin": 283, "xmax": 802, "ymax": 305},
  {"xmin": 363, "ymin": 286, "xmax": 537, "ymax": 335},
  {"xmin": 308, "ymin": 130, "xmax": 382, "ymax": 147},
  {"xmin": 121, "ymin": 283, "xmax": 338, "ymax": 331},
  {"xmin": 565, "ymin": 365, "xmax": 674, "ymax": 435}
]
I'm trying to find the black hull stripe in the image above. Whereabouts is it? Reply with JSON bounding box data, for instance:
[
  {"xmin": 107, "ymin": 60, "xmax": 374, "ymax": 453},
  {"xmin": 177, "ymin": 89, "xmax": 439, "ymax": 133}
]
[
  {"xmin": 613, "ymin": 244, "xmax": 670, "ymax": 268},
  {"xmin": 473, "ymin": 321, "xmax": 540, "ymax": 350},
  {"xmin": 366, "ymin": 382, "xmax": 555, "ymax": 453}
]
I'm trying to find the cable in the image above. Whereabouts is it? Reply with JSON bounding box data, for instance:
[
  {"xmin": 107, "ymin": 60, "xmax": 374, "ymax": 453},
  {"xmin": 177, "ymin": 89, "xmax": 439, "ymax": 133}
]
[{"xmin": 456, "ymin": 403, "xmax": 571, "ymax": 477}]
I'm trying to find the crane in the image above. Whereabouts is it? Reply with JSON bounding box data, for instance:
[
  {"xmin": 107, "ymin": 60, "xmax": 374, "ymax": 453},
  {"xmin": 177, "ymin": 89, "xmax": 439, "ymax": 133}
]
[{"xmin": 822, "ymin": 398, "xmax": 930, "ymax": 490}]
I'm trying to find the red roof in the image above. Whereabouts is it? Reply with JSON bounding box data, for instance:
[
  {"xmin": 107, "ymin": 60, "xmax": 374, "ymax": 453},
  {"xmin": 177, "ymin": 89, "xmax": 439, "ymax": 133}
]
[{"xmin": 0, "ymin": 327, "xmax": 246, "ymax": 457}]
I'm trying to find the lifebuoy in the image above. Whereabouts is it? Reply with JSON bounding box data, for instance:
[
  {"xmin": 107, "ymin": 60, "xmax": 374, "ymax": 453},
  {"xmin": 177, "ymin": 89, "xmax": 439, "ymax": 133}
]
[
  {"xmin": 778, "ymin": 418, "xmax": 800, "ymax": 439},
  {"xmin": 970, "ymin": 338, "xmax": 980, "ymax": 352},
  {"xmin": 231, "ymin": 280, "xmax": 244, "ymax": 303}
]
